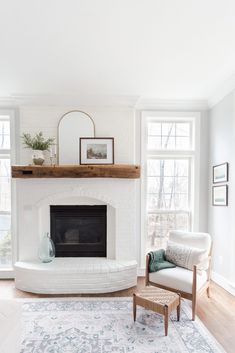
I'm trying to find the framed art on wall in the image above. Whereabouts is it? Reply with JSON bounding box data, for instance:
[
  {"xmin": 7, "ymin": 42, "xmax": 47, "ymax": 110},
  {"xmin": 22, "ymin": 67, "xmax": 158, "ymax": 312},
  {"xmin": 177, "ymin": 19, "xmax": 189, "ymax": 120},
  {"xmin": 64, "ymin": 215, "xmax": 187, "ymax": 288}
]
[
  {"xmin": 80, "ymin": 137, "xmax": 114, "ymax": 165},
  {"xmin": 213, "ymin": 162, "xmax": 229, "ymax": 183},
  {"xmin": 212, "ymin": 185, "xmax": 228, "ymax": 206}
]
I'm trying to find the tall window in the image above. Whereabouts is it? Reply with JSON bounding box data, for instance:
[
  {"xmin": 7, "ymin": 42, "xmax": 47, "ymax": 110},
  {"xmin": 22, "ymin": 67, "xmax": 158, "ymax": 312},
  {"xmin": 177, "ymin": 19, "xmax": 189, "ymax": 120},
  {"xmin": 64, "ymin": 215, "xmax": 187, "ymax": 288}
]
[
  {"xmin": 0, "ymin": 113, "xmax": 13, "ymax": 268},
  {"xmin": 142, "ymin": 112, "xmax": 199, "ymax": 255}
]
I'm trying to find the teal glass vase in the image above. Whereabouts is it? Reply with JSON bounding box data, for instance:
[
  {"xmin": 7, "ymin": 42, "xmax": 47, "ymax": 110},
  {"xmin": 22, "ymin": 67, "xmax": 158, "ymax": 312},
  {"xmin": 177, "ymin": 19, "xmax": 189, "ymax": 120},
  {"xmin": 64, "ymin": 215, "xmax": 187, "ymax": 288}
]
[{"xmin": 38, "ymin": 232, "xmax": 55, "ymax": 263}]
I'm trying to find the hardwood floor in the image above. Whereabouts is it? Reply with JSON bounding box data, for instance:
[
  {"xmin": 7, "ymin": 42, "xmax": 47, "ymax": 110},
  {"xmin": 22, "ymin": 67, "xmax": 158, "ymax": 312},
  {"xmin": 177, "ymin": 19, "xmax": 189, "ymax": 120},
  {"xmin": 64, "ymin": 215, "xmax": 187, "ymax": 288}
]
[{"xmin": 0, "ymin": 278, "xmax": 234, "ymax": 353}]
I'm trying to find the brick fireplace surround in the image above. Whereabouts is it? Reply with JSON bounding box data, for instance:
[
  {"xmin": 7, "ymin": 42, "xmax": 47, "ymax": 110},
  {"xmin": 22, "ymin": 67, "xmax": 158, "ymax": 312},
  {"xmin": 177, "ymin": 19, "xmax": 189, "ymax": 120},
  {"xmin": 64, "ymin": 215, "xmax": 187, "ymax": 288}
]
[{"xmin": 14, "ymin": 178, "xmax": 138, "ymax": 294}]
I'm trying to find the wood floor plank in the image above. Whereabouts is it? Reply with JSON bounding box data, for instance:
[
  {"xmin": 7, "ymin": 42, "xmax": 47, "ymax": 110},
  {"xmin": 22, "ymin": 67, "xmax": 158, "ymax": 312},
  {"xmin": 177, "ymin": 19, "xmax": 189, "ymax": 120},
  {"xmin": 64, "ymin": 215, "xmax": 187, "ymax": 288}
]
[{"xmin": 0, "ymin": 278, "xmax": 234, "ymax": 352}]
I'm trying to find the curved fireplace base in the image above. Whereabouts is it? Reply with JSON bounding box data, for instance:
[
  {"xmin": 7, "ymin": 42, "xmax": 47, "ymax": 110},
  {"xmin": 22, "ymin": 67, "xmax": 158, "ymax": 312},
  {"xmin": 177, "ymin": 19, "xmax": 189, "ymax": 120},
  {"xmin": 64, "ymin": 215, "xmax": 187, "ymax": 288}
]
[{"xmin": 14, "ymin": 258, "xmax": 137, "ymax": 294}]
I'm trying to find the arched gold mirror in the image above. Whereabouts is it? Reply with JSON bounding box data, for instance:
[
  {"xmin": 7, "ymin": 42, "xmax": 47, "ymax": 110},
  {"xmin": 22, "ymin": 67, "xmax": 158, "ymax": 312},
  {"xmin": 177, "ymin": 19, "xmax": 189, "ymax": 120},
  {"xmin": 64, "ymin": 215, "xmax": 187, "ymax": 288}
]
[{"xmin": 58, "ymin": 110, "xmax": 95, "ymax": 164}]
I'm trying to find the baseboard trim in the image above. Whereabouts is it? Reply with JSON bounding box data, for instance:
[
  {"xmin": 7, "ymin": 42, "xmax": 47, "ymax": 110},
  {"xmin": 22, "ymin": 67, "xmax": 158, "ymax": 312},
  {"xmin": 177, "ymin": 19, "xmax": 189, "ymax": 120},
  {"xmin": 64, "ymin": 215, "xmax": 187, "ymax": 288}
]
[{"xmin": 211, "ymin": 271, "xmax": 235, "ymax": 296}]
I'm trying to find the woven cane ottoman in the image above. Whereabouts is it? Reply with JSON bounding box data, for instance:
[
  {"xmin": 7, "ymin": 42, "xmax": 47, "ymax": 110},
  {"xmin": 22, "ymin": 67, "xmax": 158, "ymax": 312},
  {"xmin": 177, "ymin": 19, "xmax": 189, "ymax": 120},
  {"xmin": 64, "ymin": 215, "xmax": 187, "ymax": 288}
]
[{"xmin": 133, "ymin": 286, "xmax": 181, "ymax": 336}]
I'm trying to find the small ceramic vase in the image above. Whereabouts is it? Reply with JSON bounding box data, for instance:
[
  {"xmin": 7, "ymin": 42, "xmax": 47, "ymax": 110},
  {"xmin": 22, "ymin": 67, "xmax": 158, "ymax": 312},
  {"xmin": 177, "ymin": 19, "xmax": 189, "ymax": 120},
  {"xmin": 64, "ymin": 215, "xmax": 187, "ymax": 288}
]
[{"xmin": 32, "ymin": 150, "xmax": 45, "ymax": 165}]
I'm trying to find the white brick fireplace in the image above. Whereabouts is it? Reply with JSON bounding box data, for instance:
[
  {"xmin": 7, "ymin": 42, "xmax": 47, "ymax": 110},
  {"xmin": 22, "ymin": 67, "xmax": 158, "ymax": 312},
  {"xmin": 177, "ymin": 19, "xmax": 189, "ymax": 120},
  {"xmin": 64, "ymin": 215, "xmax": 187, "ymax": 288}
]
[{"xmin": 14, "ymin": 178, "xmax": 138, "ymax": 293}]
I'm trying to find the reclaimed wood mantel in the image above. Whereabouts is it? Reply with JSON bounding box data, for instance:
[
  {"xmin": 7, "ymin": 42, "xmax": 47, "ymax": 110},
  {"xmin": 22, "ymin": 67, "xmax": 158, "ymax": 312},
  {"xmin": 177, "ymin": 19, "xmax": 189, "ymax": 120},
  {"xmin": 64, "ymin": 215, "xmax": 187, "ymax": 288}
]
[{"xmin": 11, "ymin": 164, "xmax": 140, "ymax": 179}]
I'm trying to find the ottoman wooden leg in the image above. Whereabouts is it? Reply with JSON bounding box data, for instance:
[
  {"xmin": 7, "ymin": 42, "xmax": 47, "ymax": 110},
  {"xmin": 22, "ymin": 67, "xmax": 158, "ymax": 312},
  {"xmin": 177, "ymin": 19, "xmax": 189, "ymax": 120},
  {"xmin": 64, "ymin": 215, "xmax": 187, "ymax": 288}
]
[
  {"xmin": 164, "ymin": 305, "xmax": 169, "ymax": 336},
  {"xmin": 133, "ymin": 294, "xmax": 136, "ymax": 321},
  {"xmin": 177, "ymin": 293, "xmax": 181, "ymax": 321}
]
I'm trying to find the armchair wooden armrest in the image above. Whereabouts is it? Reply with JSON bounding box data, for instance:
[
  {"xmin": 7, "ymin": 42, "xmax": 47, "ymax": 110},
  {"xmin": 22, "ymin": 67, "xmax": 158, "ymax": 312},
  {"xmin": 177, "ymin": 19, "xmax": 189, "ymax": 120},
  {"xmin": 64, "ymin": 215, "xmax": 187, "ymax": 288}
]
[
  {"xmin": 206, "ymin": 255, "xmax": 212, "ymax": 281},
  {"xmin": 192, "ymin": 253, "xmax": 212, "ymax": 315},
  {"xmin": 193, "ymin": 255, "xmax": 211, "ymax": 269}
]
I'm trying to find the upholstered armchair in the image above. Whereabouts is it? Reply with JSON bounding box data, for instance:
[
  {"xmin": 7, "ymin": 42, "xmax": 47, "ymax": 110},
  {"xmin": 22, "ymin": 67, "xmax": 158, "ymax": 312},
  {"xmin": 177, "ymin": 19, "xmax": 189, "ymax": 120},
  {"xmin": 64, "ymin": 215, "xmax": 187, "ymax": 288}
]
[{"xmin": 145, "ymin": 231, "xmax": 212, "ymax": 320}]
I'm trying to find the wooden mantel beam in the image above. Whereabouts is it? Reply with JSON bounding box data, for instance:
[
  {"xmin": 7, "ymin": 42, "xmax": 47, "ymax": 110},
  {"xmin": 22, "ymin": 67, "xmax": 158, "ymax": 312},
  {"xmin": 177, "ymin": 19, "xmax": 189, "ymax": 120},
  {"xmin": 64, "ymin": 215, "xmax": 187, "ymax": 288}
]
[{"xmin": 11, "ymin": 164, "xmax": 140, "ymax": 179}]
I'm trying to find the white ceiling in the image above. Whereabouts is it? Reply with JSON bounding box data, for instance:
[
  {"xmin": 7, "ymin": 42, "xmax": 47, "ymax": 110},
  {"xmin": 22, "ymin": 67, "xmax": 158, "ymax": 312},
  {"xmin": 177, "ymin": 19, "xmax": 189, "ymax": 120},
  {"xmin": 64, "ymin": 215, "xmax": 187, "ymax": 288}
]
[{"xmin": 1, "ymin": 0, "xmax": 235, "ymax": 101}]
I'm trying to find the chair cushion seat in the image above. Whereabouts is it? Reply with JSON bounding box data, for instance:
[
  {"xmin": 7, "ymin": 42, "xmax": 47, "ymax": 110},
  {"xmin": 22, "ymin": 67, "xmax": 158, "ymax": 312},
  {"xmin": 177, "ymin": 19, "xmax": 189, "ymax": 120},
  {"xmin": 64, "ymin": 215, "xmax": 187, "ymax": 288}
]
[{"xmin": 149, "ymin": 266, "xmax": 207, "ymax": 294}]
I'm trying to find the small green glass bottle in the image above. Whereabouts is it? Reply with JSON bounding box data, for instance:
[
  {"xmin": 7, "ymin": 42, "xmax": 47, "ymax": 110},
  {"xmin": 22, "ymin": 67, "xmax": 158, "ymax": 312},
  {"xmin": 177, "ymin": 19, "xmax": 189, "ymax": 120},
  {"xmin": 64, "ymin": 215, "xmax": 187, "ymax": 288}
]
[{"xmin": 38, "ymin": 232, "xmax": 55, "ymax": 263}]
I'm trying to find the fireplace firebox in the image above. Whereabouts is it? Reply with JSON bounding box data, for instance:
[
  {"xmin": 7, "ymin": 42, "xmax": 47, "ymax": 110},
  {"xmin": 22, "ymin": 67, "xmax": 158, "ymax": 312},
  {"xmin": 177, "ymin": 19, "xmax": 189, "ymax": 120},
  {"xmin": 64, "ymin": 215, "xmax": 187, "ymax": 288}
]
[{"xmin": 50, "ymin": 205, "xmax": 107, "ymax": 257}]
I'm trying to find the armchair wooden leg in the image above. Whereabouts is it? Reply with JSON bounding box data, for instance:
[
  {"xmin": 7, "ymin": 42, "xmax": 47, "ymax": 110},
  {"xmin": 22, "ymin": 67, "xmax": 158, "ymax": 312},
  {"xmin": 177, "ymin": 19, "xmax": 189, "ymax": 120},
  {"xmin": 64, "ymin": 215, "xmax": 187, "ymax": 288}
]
[
  {"xmin": 192, "ymin": 265, "xmax": 197, "ymax": 321},
  {"xmin": 192, "ymin": 293, "xmax": 197, "ymax": 321},
  {"xmin": 206, "ymin": 285, "xmax": 210, "ymax": 298},
  {"xmin": 177, "ymin": 293, "xmax": 181, "ymax": 321},
  {"xmin": 164, "ymin": 305, "xmax": 169, "ymax": 336},
  {"xmin": 133, "ymin": 294, "xmax": 137, "ymax": 321}
]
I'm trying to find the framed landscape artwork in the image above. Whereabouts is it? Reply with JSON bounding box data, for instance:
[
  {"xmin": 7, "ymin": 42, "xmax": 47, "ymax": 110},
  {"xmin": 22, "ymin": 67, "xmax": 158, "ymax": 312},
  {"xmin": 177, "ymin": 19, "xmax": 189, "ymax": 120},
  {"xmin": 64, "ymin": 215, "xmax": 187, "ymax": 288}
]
[
  {"xmin": 212, "ymin": 185, "xmax": 228, "ymax": 206},
  {"xmin": 213, "ymin": 163, "xmax": 228, "ymax": 183},
  {"xmin": 80, "ymin": 137, "xmax": 114, "ymax": 165}
]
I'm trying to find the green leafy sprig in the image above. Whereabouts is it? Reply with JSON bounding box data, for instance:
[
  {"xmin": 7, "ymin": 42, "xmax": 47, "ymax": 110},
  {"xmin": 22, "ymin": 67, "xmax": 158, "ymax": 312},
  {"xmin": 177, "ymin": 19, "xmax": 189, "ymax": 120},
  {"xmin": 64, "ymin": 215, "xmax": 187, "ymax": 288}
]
[{"xmin": 21, "ymin": 132, "xmax": 55, "ymax": 151}]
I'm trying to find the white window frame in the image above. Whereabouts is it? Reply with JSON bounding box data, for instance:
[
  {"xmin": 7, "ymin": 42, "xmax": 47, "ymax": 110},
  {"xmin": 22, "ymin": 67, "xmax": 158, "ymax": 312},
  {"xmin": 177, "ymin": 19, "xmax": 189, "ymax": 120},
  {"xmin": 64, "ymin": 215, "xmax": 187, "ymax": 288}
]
[
  {"xmin": 0, "ymin": 109, "xmax": 16, "ymax": 277},
  {"xmin": 140, "ymin": 111, "xmax": 201, "ymax": 268}
]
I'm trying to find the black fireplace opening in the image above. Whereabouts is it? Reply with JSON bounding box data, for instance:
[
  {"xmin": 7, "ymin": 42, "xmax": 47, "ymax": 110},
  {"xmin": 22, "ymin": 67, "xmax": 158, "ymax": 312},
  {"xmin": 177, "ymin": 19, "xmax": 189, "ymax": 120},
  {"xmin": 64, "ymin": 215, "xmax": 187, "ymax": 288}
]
[{"xmin": 50, "ymin": 205, "xmax": 107, "ymax": 257}]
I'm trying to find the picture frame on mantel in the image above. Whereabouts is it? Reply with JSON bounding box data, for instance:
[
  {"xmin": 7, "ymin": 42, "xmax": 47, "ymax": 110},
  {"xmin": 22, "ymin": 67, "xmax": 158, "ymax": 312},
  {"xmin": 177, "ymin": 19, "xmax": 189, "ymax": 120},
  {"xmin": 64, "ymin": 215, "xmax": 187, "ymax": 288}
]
[
  {"xmin": 80, "ymin": 137, "xmax": 114, "ymax": 165},
  {"xmin": 213, "ymin": 162, "xmax": 229, "ymax": 184},
  {"xmin": 212, "ymin": 185, "xmax": 228, "ymax": 206}
]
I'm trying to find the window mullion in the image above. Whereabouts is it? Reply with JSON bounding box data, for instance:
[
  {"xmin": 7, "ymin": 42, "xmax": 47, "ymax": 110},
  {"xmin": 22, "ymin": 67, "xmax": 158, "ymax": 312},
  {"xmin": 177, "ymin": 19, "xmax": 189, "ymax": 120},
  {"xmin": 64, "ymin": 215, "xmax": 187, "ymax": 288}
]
[
  {"xmin": 0, "ymin": 211, "xmax": 11, "ymax": 215},
  {"xmin": 0, "ymin": 151, "xmax": 11, "ymax": 156},
  {"xmin": 147, "ymin": 150, "xmax": 195, "ymax": 158}
]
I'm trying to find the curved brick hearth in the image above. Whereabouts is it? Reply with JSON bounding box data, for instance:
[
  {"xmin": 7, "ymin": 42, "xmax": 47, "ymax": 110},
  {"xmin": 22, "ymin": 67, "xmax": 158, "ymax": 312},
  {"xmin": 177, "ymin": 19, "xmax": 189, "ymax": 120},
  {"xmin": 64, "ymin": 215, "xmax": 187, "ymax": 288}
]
[{"xmin": 14, "ymin": 258, "xmax": 137, "ymax": 294}]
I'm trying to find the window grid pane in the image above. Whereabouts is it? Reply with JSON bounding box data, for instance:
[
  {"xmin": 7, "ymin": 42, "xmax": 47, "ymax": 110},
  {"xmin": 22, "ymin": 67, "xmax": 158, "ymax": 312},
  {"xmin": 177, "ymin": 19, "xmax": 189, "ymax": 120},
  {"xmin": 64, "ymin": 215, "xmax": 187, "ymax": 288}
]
[
  {"xmin": 147, "ymin": 121, "xmax": 191, "ymax": 150},
  {"xmin": 147, "ymin": 159, "xmax": 189, "ymax": 212},
  {"xmin": 0, "ymin": 116, "xmax": 12, "ymax": 268},
  {"xmin": 0, "ymin": 214, "xmax": 11, "ymax": 267},
  {"xmin": 0, "ymin": 121, "xmax": 10, "ymax": 150},
  {"xmin": 0, "ymin": 159, "xmax": 11, "ymax": 212},
  {"xmin": 147, "ymin": 212, "xmax": 189, "ymax": 251}
]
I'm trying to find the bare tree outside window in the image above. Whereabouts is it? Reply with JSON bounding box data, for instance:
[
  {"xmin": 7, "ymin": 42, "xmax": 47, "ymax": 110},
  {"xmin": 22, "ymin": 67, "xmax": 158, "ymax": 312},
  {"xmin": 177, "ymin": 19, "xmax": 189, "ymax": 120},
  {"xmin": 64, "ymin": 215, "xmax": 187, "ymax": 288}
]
[{"xmin": 146, "ymin": 121, "xmax": 191, "ymax": 252}]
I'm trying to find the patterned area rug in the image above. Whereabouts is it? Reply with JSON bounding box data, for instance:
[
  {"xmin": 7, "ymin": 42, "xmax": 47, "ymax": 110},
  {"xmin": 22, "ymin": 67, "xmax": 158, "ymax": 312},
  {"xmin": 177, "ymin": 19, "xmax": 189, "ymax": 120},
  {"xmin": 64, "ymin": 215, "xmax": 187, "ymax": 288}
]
[{"xmin": 20, "ymin": 298, "xmax": 225, "ymax": 353}]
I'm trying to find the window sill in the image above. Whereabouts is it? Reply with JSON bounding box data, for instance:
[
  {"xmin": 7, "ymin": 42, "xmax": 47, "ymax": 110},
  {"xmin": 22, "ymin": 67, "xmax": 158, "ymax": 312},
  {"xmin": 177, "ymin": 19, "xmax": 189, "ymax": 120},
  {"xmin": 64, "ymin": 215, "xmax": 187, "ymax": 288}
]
[{"xmin": 0, "ymin": 268, "xmax": 14, "ymax": 279}]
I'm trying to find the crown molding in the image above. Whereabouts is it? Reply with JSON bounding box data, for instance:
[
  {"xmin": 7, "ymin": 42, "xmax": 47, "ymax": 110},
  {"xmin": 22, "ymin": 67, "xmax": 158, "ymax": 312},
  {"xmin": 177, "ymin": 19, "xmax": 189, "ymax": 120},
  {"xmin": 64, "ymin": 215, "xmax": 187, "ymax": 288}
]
[
  {"xmin": 0, "ymin": 94, "xmax": 210, "ymax": 111},
  {"xmin": 208, "ymin": 74, "xmax": 235, "ymax": 108},
  {"xmin": 0, "ymin": 94, "xmax": 140, "ymax": 108},
  {"xmin": 135, "ymin": 98, "xmax": 208, "ymax": 111},
  {"xmin": 0, "ymin": 96, "xmax": 18, "ymax": 106},
  {"xmin": 2, "ymin": 74, "xmax": 235, "ymax": 110}
]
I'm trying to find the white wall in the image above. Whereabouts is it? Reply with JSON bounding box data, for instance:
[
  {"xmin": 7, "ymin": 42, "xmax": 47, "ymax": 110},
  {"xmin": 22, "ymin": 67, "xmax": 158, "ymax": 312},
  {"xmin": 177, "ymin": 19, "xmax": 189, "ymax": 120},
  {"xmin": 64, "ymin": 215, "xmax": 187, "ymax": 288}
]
[
  {"xmin": 208, "ymin": 92, "xmax": 235, "ymax": 287},
  {"xmin": 18, "ymin": 106, "xmax": 135, "ymax": 165},
  {"xmin": 198, "ymin": 111, "xmax": 209, "ymax": 231}
]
